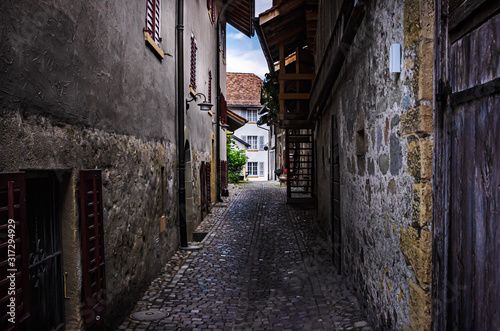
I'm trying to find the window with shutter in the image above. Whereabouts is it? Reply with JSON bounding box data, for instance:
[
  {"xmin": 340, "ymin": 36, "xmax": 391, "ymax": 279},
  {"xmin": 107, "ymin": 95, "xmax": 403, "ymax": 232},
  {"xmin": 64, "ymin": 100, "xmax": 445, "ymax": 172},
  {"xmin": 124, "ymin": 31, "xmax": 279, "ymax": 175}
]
[
  {"xmin": 144, "ymin": 0, "xmax": 164, "ymax": 58},
  {"xmin": 79, "ymin": 170, "xmax": 106, "ymax": 329},
  {"xmin": 259, "ymin": 162, "xmax": 265, "ymax": 177},
  {"xmin": 207, "ymin": 0, "xmax": 216, "ymax": 23},
  {"xmin": 0, "ymin": 173, "xmax": 30, "ymax": 330},
  {"xmin": 259, "ymin": 136, "xmax": 265, "ymax": 150},
  {"xmin": 190, "ymin": 34, "xmax": 197, "ymax": 92}
]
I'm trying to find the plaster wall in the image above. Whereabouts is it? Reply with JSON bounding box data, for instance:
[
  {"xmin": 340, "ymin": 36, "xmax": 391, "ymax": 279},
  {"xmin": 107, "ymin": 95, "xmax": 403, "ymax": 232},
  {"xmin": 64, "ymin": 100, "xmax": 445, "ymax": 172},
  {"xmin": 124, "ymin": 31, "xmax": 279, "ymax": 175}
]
[{"xmin": 0, "ymin": 0, "xmax": 222, "ymax": 328}]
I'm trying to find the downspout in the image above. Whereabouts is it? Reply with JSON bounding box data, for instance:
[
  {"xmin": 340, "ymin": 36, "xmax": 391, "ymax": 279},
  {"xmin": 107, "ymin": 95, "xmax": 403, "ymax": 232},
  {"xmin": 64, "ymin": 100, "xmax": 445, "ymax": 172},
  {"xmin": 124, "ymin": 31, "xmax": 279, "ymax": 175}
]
[
  {"xmin": 176, "ymin": 0, "xmax": 188, "ymax": 248},
  {"xmin": 216, "ymin": 0, "xmax": 238, "ymax": 202}
]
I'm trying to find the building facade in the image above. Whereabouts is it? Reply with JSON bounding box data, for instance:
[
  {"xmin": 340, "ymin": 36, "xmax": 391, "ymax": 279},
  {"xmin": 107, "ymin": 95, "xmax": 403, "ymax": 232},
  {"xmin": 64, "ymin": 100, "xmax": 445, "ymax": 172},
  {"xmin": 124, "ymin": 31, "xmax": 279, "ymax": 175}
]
[
  {"xmin": 0, "ymin": 0, "xmax": 254, "ymax": 329},
  {"xmin": 226, "ymin": 73, "xmax": 271, "ymax": 181},
  {"xmin": 256, "ymin": 0, "xmax": 500, "ymax": 330}
]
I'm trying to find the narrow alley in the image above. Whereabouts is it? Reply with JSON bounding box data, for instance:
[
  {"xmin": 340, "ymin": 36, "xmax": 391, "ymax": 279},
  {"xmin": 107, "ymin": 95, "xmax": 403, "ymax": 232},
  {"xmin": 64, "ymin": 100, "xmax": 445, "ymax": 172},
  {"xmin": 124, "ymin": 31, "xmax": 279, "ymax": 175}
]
[{"xmin": 118, "ymin": 182, "xmax": 371, "ymax": 331}]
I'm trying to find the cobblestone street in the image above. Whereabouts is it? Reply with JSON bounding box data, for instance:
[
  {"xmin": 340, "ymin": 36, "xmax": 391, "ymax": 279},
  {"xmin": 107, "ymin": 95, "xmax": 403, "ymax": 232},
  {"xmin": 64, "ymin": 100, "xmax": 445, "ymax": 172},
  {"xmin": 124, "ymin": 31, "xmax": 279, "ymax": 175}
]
[{"xmin": 118, "ymin": 182, "xmax": 372, "ymax": 330}]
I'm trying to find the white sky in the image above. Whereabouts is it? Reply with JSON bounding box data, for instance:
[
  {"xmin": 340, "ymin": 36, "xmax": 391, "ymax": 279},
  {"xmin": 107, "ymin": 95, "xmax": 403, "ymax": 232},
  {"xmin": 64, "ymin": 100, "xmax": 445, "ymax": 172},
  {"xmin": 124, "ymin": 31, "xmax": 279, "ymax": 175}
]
[{"xmin": 226, "ymin": 0, "xmax": 273, "ymax": 79}]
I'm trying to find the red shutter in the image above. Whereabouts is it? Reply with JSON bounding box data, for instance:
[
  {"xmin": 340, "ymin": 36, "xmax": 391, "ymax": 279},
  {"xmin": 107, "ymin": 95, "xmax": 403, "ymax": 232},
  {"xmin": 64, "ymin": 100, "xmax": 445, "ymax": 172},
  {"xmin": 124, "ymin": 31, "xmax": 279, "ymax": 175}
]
[
  {"xmin": 0, "ymin": 173, "xmax": 30, "ymax": 330},
  {"xmin": 219, "ymin": 90, "xmax": 227, "ymax": 125},
  {"xmin": 190, "ymin": 35, "xmax": 197, "ymax": 91},
  {"xmin": 79, "ymin": 170, "xmax": 106, "ymax": 329},
  {"xmin": 146, "ymin": 0, "xmax": 161, "ymax": 45},
  {"xmin": 206, "ymin": 162, "xmax": 211, "ymax": 206},
  {"xmin": 208, "ymin": 70, "xmax": 212, "ymax": 103}
]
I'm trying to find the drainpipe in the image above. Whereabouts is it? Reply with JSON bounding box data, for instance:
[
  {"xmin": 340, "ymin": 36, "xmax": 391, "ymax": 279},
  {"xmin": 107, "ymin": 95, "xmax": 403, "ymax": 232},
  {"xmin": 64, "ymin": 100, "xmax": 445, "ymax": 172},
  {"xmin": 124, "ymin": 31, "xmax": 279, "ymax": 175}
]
[
  {"xmin": 216, "ymin": 0, "xmax": 238, "ymax": 202},
  {"xmin": 176, "ymin": 0, "xmax": 188, "ymax": 248}
]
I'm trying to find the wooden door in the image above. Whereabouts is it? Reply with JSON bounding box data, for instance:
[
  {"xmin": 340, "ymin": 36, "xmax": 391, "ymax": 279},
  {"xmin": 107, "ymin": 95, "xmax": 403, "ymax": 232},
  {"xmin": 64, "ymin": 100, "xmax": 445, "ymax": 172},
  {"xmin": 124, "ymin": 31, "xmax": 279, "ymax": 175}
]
[
  {"xmin": 433, "ymin": 1, "xmax": 500, "ymax": 329},
  {"xmin": 331, "ymin": 116, "xmax": 342, "ymax": 273},
  {"xmin": 26, "ymin": 172, "xmax": 65, "ymax": 330}
]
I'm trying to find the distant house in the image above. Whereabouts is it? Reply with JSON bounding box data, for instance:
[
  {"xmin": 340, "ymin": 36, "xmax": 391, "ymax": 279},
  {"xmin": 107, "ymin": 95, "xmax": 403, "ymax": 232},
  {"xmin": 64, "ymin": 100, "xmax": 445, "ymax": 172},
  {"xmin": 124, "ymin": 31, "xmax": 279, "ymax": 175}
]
[{"xmin": 226, "ymin": 73, "xmax": 270, "ymax": 181}]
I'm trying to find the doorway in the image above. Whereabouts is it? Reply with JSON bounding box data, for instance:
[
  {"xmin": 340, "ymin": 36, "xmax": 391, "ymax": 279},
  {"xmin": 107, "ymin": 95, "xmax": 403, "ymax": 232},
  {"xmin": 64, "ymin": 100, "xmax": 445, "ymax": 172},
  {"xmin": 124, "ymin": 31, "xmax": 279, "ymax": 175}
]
[
  {"xmin": 25, "ymin": 171, "xmax": 65, "ymax": 331},
  {"xmin": 330, "ymin": 116, "xmax": 342, "ymax": 273}
]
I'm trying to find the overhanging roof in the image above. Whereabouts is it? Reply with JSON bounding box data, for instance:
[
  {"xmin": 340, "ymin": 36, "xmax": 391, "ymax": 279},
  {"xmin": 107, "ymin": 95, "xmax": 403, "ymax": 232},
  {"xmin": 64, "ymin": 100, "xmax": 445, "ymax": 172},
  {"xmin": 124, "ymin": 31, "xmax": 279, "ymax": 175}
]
[
  {"xmin": 227, "ymin": 109, "xmax": 247, "ymax": 132},
  {"xmin": 225, "ymin": 0, "xmax": 255, "ymax": 37}
]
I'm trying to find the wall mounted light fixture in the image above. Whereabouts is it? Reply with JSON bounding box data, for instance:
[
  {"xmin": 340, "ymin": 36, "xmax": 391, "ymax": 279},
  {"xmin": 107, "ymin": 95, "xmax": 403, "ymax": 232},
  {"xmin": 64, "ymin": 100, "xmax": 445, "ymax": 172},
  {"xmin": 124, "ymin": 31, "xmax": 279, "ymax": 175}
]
[
  {"xmin": 390, "ymin": 44, "xmax": 401, "ymax": 73},
  {"xmin": 186, "ymin": 92, "xmax": 213, "ymax": 111}
]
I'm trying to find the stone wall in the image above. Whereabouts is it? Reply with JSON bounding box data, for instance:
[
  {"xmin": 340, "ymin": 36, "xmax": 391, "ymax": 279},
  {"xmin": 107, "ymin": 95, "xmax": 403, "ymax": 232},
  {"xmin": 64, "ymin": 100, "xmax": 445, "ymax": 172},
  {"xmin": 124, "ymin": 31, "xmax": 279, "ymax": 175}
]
[
  {"xmin": 312, "ymin": 0, "xmax": 434, "ymax": 329},
  {"xmin": 0, "ymin": 109, "xmax": 178, "ymax": 329}
]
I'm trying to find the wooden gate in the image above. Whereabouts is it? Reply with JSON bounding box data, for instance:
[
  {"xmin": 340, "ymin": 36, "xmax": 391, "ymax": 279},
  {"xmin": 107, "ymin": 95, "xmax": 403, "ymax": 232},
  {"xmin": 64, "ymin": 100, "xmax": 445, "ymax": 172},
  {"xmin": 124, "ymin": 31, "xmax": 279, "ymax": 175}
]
[
  {"xmin": 433, "ymin": 1, "xmax": 500, "ymax": 329},
  {"xmin": 200, "ymin": 162, "xmax": 211, "ymax": 213}
]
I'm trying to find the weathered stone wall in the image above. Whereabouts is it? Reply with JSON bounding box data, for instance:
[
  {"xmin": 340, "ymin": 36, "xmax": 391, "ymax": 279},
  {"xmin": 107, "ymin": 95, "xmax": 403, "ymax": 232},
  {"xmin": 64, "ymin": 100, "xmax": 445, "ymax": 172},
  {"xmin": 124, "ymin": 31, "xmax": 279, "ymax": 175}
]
[
  {"xmin": 0, "ymin": 109, "xmax": 178, "ymax": 329},
  {"xmin": 313, "ymin": 0, "xmax": 434, "ymax": 329}
]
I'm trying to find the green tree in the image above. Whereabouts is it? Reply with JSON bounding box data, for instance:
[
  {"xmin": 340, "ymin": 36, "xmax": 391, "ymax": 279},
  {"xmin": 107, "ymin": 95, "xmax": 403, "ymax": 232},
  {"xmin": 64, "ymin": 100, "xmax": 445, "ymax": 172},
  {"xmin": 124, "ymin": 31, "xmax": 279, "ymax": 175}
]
[{"xmin": 227, "ymin": 134, "xmax": 248, "ymax": 184}]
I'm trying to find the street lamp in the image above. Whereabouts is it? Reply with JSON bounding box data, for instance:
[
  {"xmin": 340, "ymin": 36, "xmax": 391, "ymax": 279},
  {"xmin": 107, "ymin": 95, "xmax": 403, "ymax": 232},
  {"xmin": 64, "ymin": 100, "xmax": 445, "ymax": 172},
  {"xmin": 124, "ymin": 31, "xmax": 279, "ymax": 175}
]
[{"xmin": 186, "ymin": 92, "xmax": 213, "ymax": 111}]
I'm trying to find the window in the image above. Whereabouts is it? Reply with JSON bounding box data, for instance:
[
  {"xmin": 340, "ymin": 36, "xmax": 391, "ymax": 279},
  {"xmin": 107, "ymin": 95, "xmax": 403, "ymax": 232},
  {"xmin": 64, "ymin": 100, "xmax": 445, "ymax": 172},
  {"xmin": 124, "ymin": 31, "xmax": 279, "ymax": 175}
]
[
  {"xmin": 144, "ymin": 0, "xmax": 164, "ymax": 58},
  {"xmin": 247, "ymin": 136, "xmax": 258, "ymax": 150},
  {"xmin": 246, "ymin": 109, "xmax": 258, "ymax": 122},
  {"xmin": 190, "ymin": 34, "xmax": 197, "ymax": 92},
  {"xmin": 247, "ymin": 162, "xmax": 258, "ymax": 176},
  {"xmin": 146, "ymin": 0, "xmax": 161, "ymax": 45}
]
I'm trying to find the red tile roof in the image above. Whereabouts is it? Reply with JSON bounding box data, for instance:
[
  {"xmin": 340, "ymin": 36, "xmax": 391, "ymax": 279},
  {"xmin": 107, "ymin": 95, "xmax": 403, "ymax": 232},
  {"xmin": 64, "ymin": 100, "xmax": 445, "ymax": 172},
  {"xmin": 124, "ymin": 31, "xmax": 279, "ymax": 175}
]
[{"xmin": 226, "ymin": 73, "xmax": 263, "ymax": 106}]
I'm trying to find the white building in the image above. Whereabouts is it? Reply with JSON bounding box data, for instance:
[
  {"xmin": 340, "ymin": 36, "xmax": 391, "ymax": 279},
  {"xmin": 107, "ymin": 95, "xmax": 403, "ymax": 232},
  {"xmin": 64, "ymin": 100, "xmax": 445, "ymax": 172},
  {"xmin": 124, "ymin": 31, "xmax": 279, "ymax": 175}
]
[{"xmin": 226, "ymin": 73, "xmax": 271, "ymax": 181}]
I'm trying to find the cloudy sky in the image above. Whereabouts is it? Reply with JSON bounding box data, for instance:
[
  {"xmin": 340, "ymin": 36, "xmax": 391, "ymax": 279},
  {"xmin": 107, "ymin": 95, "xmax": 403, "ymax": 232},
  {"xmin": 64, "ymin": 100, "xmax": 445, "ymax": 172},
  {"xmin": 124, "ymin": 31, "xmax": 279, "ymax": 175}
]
[{"xmin": 226, "ymin": 0, "xmax": 273, "ymax": 79}]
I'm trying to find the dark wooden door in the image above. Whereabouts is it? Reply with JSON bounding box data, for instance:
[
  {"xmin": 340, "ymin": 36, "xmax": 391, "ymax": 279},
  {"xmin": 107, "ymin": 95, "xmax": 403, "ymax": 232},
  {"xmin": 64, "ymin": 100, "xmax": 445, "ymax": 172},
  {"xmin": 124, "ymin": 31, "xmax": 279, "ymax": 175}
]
[
  {"xmin": 433, "ymin": 1, "xmax": 500, "ymax": 329},
  {"xmin": 331, "ymin": 116, "xmax": 341, "ymax": 273},
  {"xmin": 26, "ymin": 172, "xmax": 65, "ymax": 331}
]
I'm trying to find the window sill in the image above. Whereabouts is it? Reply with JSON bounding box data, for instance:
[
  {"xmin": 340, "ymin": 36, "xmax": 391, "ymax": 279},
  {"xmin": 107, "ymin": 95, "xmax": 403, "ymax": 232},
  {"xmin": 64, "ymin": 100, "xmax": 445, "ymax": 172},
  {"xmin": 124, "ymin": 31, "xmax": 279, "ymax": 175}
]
[
  {"xmin": 145, "ymin": 32, "xmax": 164, "ymax": 59},
  {"xmin": 247, "ymin": 149, "xmax": 259, "ymax": 152}
]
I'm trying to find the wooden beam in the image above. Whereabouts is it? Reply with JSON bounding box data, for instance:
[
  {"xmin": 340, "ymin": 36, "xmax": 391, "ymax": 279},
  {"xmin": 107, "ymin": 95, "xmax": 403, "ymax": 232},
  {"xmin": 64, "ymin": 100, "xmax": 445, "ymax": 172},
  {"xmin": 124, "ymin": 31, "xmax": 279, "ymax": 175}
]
[
  {"xmin": 279, "ymin": 42, "xmax": 285, "ymax": 120},
  {"xmin": 278, "ymin": 73, "xmax": 315, "ymax": 80},
  {"xmin": 279, "ymin": 93, "xmax": 310, "ymax": 100}
]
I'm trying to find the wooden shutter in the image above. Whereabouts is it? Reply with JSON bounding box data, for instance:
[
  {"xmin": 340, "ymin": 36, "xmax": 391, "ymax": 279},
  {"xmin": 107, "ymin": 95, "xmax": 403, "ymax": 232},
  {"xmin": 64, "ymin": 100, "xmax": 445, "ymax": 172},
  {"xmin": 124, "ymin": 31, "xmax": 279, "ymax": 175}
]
[
  {"xmin": 79, "ymin": 170, "xmax": 106, "ymax": 329},
  {"xmin": 259, "ymin": 162, "xmax": 265, "ymax": 177},
  {"xmin": 146, "ymin": 0, "xmax": 161, "ymax": 45},
  {"xmin": 259, "ymin": 136, "xmax": 265, "ymax": 150},
  {"xmin": 241, "ymin": 110, "xmax": 247, "ymax": 120},
  {"xmin": 190, "ymin": 34, "xmax": 197, "ymax": 90},
  {"xmin": 0, "ymin": 173, "xmax": 30, "ymax": 330},
  {"xmin": 241, "ymin": 135, "xmax": 246, "ymax": 143},
  {"xmin": 206, "ymin": 162, "xmax": 211, "ymax": 204}
]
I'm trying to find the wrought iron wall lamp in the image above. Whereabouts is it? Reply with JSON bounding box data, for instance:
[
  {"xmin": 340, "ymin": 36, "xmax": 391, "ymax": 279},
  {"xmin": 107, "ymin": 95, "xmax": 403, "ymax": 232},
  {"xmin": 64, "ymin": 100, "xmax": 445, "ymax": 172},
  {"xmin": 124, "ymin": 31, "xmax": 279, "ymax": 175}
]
[{"xmin": 186, "ymin": 92, "xmax": 213, "ymax": 111}]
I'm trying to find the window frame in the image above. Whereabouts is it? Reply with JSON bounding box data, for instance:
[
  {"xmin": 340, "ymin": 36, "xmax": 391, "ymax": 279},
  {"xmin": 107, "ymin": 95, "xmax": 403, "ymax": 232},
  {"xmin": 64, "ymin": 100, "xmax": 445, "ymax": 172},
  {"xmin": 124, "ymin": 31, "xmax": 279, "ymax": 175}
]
[
  {"xmin": 246, "ymin": 109, "xmax": 258, "ymax": 122},
  {"xmin": 247, "ymin": 136, "xmax": 258, "ymax": 150},
  {"xmin": 247, "ymin": 162, "xmax": 258, "ymax": 176}
]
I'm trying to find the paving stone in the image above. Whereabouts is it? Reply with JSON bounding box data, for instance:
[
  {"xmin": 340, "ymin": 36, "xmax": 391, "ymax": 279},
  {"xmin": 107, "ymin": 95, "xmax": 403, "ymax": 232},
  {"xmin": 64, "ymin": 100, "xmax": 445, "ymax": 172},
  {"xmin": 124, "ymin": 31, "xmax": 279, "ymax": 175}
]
[{"xmin": 117, "ymin": 182, "xmax": 371, "ymax": 330}]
